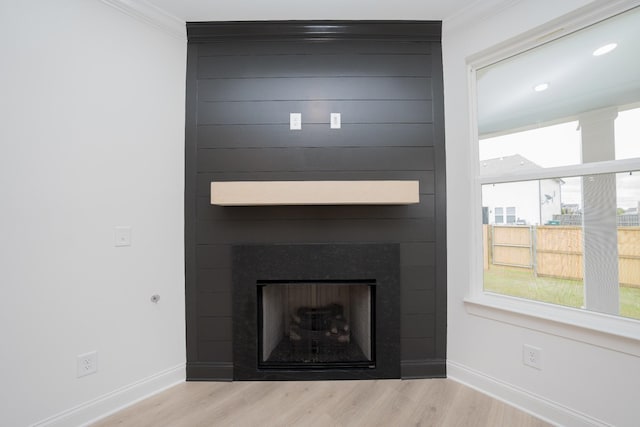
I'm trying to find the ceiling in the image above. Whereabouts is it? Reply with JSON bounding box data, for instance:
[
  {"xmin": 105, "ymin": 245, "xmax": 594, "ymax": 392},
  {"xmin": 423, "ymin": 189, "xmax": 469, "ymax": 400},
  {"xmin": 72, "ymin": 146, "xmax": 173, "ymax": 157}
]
[
  {"xmin": 144, "ymin": 0, "xmax": 481, "ymax": 22},
  {"xmin": 477, "ymin": 6, "xmax": 640, "ymax": 136}
]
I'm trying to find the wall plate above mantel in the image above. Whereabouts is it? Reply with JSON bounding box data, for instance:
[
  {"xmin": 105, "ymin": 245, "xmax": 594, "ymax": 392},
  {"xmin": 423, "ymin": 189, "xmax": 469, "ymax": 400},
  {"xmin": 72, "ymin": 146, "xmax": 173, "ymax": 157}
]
[{"xmin": 210, "ymin": 180, "xmax": 420, "ymax": 206}]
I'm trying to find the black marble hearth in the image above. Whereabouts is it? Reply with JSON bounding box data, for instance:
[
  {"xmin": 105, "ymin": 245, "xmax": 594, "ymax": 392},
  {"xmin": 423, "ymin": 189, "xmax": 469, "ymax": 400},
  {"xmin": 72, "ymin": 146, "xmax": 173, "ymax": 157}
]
[{"xmin": 232, "ymin": 243, "xmax": 400, "ymax": 380}]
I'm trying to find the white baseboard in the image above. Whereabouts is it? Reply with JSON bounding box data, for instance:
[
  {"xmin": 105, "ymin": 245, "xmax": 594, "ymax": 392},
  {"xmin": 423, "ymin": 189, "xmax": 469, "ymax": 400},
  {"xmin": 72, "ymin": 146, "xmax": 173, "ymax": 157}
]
[
  {"xmin": 32, "ymin": 363, "xmax": 185, "ymax": 427},
  {"xmin": 447, "ymin": 360, "xmax": 610, "ymax": 427}
]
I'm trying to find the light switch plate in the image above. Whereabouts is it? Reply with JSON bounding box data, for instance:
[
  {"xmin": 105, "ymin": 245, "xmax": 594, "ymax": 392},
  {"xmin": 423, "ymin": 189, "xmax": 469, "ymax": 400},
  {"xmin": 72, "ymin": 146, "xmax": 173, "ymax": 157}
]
[
  {"xmin": 330, "ymin": 113, "xmax": 341, "ymax": 129},
  {"xmin": 290, "ymin": 113, "xmax": 302, "ymax": 130},
  {"xmin": 114, "ymin": 226, "xmax": 131, "ymax": 247}
]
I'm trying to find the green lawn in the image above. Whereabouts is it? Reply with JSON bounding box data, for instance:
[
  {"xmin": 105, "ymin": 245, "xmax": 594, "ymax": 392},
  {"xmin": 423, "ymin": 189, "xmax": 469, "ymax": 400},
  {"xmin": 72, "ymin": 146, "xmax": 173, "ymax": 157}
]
[{"xmin": 484, "ymin": 265, "xmax": 640, "ymax": 320}]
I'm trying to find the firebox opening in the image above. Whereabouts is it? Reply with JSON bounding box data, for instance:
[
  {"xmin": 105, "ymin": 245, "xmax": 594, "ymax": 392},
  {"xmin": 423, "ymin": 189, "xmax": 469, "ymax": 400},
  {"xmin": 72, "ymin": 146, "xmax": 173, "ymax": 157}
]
[{"xmin": 258, "ymin": 280, "xmax": 376, "ymax": 369}]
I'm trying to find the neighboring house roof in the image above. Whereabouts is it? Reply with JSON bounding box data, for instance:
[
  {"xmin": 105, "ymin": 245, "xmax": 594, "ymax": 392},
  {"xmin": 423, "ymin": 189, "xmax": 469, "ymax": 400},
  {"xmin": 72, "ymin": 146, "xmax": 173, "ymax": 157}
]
[
  {"xmin": 480, "ymin": 154, "xmax": 541, "ymax": 174},
  {"xmin": 480, "ymin": 154, "xmax": 565, "ymax": 183}
]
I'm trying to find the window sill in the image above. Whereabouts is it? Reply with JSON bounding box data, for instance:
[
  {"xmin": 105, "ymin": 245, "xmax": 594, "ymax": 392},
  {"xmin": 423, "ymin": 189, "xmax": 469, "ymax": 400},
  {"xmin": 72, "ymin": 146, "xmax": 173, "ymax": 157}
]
[{"xmin": 464, "ymin": 293, "xmax": 640, "ymax": 357}]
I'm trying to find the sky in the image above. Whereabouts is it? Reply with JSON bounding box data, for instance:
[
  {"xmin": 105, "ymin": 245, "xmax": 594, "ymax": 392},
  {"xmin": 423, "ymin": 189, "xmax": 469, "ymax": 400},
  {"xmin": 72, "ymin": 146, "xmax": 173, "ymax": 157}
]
[{"xmin": 479, "ymin": 107, "xmax": 640, "ymax": 210}]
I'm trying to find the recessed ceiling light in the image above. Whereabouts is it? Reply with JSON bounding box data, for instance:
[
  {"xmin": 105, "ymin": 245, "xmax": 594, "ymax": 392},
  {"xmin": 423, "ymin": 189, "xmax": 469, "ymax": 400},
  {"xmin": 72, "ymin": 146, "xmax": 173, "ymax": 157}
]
[
  {"xmin": 533, "ymin": 82, "xmax": 549, "ymax": 92},
  {"xmin": 593, "ymin": 43, "xmax": 617, "ymax": 56}
]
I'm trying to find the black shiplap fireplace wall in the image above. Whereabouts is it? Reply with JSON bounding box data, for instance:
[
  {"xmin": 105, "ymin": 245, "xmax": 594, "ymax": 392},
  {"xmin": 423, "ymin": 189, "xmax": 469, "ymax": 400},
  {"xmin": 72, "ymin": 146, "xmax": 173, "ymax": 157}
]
[{"xmin": 185, "ymin": 21, "xmax": 447, "ymax": 380}]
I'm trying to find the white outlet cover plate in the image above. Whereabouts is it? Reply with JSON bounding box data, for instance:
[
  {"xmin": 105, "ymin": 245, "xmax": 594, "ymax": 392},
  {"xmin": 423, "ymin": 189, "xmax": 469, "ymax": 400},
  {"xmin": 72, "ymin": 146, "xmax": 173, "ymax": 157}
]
[
  {"xmin": 290, "ymin": 113, "xmax": 302, "ymax": 130},
  {"xmin": 115, "ymin": 226, "xmax": 132, "ymax": 247},
  {"xmin": 523, "ymin": 344, "xmax": 542, "ymax": 369},
  {"xmin": 330, "ymin": 113, "xmax": 341, "ymax": 129},
  {"xmin": 77, "ymin": 351, "xmax": 98, "ymax": 377}
]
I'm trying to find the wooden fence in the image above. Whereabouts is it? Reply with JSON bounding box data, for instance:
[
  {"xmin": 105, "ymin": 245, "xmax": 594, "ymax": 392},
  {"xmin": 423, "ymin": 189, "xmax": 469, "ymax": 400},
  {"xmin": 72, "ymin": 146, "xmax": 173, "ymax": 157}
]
[
  {"xmin": 536, "ymin": 226, "xmax": 583, "ymax": 281},
  {"xmin": 484, "ymin": 225, "xmax": 640, "ymax": 287}
]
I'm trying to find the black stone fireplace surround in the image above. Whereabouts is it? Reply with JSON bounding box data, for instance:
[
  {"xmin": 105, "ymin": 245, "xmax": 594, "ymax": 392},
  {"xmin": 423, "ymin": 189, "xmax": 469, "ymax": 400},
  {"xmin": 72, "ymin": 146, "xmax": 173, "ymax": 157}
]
[
  {"xmin": 184, "ymin": 20, "xmax": 447, "ymax": 381},
  {"xmin": 233, "ymin": 243, "xmax": 400, "ymax": 380}
]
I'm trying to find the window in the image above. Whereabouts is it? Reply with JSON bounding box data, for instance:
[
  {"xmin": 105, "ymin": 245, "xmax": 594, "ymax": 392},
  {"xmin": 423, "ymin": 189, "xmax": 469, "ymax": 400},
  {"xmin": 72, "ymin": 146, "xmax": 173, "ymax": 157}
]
[
  {"xmin": 473, "ymin": 6, "xmax": 640, "ymax": 321},
  {"xmin": 506, "ymin": 207, "xmax": 516, "ymax": 224}
]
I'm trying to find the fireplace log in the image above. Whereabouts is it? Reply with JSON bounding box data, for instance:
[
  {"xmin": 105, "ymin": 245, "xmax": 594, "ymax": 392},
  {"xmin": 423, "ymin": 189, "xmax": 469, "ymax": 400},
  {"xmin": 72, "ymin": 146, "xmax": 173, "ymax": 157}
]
[
  {"xmin": 337, "ymin": 332, "xmax": 350, "ymax": 343},
  {"xmin": 289, "ymin": 323, "xmax": 351, "ymax": 344},
  {"xmin": 289, "ymin": 325, "xmax": 302, "ymax": 341},
  {"xmin": 289, "ymin": 304, "xmax": 352, "ymax": 347},
  {"xmin": 330, "ymin": 318, "xmax": 350, "ymax": 334}
]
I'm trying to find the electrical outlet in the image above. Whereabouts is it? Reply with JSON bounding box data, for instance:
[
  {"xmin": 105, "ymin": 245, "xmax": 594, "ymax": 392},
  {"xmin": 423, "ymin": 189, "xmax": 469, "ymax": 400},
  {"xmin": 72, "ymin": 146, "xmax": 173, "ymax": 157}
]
[
  {"xmin": 523, "ymin": 344, "xmax": 542, "ymax": 370},
  {"xmin": 77, "ymin": 351, "xmax": 98, "ymax": 377},
  {"xmin": 289, "ymin": 113, "xmax": 302, "ymax": 130},
  {"xmin": 330, "ymin": 112, "xmax": 341, "ymax": 129},
  {"xmin": 114, "ymin": 226, "xmax": 132, "ymax": 247}
]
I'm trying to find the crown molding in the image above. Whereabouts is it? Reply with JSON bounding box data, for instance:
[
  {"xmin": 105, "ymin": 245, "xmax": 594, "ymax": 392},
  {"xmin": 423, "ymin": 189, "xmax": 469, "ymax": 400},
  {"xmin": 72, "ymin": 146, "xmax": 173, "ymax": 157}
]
[
  {"xmin": 187, "ymin": 20, "xmax": 442, "ymax": 42},
  {"xmin": 443, "ymin": 0, "xmax": 522, "ymax": 33},
  {"xmin": 100, "ymin": 0, "xmax": 186, "ymax": 40}
]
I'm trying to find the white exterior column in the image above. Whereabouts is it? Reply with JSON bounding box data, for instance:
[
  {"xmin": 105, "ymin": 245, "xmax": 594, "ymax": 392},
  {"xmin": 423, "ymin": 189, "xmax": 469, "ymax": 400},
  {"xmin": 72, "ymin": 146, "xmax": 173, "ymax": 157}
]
[{"xmin": 579, "ymin": 107, "xmax": 619, "ymax": 314}]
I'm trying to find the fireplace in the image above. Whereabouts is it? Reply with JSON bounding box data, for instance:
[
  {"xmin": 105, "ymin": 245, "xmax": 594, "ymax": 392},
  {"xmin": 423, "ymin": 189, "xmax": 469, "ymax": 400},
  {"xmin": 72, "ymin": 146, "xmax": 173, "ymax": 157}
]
[
  {"xmin": 258, "ymin": 281, "xmax": 375, "ymax": 369},
  {"xmin": 185, "ymin": 21, "xmax": 446, "ymax": 381},
  {"xmin": 233, "ymin": 243, "xmax": 400, "ymax": 380}
]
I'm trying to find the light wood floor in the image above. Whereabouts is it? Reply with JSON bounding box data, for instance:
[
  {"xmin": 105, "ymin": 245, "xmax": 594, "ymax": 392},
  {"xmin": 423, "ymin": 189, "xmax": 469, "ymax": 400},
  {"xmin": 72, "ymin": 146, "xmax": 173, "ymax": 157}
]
[{"xmin": 92, "ymin": 379, "xmax": 550, "ymax": 427}]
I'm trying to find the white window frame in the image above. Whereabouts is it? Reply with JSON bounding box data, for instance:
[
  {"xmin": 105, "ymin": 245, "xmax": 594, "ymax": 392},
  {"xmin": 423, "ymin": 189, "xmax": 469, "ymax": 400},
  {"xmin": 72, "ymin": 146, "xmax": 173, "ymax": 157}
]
[
  {"xmin": 464, "ymin": 0, "xmax": 640, "ymax": 355},
  {"xmin": 506, "ymin": 207, "xmax": 516, "ymax": 224},
  {"xmin": 494, "ymin": 206, "xmax": 504, "ymax": 224}
]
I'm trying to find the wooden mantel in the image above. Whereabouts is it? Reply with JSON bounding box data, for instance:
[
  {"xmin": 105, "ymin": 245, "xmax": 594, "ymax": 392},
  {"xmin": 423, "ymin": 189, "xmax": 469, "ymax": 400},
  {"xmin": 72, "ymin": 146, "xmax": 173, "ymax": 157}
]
[{"xmin": 210, "ymin": 180, "xmax": 420, "ymax": 206}]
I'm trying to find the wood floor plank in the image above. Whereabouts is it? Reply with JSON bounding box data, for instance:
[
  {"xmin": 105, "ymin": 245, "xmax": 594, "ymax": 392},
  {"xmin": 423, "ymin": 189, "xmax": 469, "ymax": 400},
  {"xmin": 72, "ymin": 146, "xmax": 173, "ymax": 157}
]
[
  {"xmin": 442, "ymin": 384, "xmax": 495, "ymax": 427},
  {"xmin": 91, "ymin": 379, "xmax": 550, "ymax": 427},
  {"xmin": 397, "ymin": 378, "xmax": 462, "ymax": 426},
  {"xmin": 266, "ymin": 381, "xmax": 344, "ymax": 426}
]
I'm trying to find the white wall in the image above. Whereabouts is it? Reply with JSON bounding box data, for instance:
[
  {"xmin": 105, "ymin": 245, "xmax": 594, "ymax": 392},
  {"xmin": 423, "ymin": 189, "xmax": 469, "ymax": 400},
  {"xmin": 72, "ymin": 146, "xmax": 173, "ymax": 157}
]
[
  {"xmin": 0, "ymin": 1, "xmax": 186, "ymax": 426},
  {"xmin": 482, "ymin": 181, "xmax": 540, "ymax": 225},
  {"xmin": 443, "ymin": 1, "xmax": 640, "ymax": 426},
  {"xmin": 482, "ymin": 180, "xmax": 562, "ymax": 225}
]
